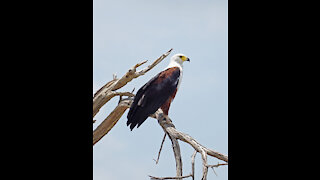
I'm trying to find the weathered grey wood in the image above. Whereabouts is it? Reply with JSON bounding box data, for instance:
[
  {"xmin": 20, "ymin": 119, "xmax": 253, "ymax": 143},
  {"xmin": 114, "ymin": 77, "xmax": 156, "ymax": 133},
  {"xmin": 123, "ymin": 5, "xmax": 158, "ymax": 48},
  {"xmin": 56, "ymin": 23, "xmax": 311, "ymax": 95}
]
[
  {"xmin": 92, "ymin": 48, "xmax": 228, "ymax": 179},
  {"xmin": 191, "ymin": 151, "xmax": 197, "ymax": 180},
  {"xmin": 154, "ymin": 133, "xmax": 167, "ymax": 164},
  {"xmin": 93, "ymin": 98, "xmax": 132, "ymax": 145},
  {"xmin": 151, "ymin": 110, "xmax": 228, "ymax": 180},
  {"xmin": 149, "ymin": 174, "xmax": 192, "ymax": 180},
  {"xmin": 154, "ymin": 111, "xmax": 228, "ymax": 163},
  {"xmin": 168, "ymin": 131, "xmax": 183, "ymax": 179},
  {"xmin": 93, "ymin": 49, "xmax": 173, "ymax": 118}
]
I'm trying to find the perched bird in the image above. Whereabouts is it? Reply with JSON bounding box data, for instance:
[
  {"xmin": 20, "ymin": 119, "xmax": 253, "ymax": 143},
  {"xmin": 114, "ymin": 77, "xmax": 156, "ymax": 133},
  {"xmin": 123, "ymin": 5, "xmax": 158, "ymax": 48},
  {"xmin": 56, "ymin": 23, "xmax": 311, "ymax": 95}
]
[{"xmin": 127, "ymin": 53, "xmax": 190, "ymax": 130}]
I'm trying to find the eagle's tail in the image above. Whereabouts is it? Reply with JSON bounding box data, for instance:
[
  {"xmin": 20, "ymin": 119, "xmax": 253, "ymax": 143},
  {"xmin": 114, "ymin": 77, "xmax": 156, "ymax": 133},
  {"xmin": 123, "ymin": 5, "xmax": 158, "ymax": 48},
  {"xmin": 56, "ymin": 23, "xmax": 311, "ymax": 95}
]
[{"xmin": 127, "ymin": 107, "xmax": 149, "ymax": 131}]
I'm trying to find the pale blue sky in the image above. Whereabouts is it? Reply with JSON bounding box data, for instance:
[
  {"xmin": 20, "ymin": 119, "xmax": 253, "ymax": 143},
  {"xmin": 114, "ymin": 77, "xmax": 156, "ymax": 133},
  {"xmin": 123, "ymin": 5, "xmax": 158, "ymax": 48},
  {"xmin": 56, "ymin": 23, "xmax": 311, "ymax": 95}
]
[{"xmin": 93, "ymin": 0, "xmax": 228, "ymax": 179}]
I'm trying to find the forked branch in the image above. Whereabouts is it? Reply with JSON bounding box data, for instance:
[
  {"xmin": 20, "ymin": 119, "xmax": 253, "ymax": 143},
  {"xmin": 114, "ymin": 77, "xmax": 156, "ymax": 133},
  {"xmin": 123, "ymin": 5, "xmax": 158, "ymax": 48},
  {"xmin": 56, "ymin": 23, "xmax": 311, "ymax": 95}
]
[
  {"xmin": 93, "ymin": 48, "xmax": 228, "ymax": 180},
  {"xmin": 93, "ymin": 49, "xmax": 173, "ymax": 145},
  {"xmin": 150, "ymin": 110, "xmax": 228, "ymax": 180},
  {"xmin": 93, "ymin": 48, "xmax": 173, "ymax": 118}
]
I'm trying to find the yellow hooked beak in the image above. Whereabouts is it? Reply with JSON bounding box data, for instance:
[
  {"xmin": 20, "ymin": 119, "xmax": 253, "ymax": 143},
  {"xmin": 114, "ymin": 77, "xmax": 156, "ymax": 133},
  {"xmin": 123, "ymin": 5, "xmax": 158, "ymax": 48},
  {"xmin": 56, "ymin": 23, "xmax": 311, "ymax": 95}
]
[{"xmin": 181, "ymin": 56, "xmax": 190, "ymax": 62}]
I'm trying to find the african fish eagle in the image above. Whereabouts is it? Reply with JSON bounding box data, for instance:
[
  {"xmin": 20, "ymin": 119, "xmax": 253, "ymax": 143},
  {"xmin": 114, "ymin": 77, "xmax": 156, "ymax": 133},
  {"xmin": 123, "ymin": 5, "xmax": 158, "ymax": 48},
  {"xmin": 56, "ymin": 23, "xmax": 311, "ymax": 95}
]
[{"xmin": 127, "ymin": 53, "xmax": 190, "ymax": 130}]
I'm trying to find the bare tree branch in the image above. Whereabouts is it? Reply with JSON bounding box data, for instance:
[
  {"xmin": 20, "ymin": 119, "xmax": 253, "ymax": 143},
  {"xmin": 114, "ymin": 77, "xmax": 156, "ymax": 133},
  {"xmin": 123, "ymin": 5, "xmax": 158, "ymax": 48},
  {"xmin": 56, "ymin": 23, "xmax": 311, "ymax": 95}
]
[
  {"xmin": 199, "ymin": 147, "xmax": 208, "ymax": 180},
  {"xmin": 153, "ymin": 133, "xmax": 167, "ymax": 164},
  {"xmin": 93, "ymin": 48, "xmax": 228, "ymax": 180},
  {"xmin": 154, "ymin": 112, "xmax": 228, "ymax": 163},
  {"xmin": 93, "ymin": 97, "xmax": 132, "ymax": 145},
  {"xmin": 207, "ymin": 162, "xmax": 228, "ymax": 177},
  {"xmin": 191, "ymin": 151, "xmax": 197, "ymax": 180},
  {"xmin": 151, "ymin": 110, "xmax": 228, "ymax": 180},
  {"xmin": 149, "ymin": 174, "xmax": 192, "ymax": 180},
  {"xmin": 134, "ymin": 48, "xmax": 172, "ymax": 77},
  {"xmin": 93, "ymin": 48, "xmax": 173, "ymax": 118},
  {"xmin": 167, "ymin": 131, "xmax": 183, "ymax": 179},
  {"xmin": 207, "ymin": 163, "xmax": 228, "ymax": 168}
]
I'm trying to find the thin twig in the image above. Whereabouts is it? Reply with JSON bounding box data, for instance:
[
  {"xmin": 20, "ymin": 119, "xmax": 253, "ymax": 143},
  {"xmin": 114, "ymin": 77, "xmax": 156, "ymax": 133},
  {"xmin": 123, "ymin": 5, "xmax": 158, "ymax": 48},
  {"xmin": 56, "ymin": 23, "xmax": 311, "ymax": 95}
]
[
  {"xmin": 207, "ymin": 163, "xmax": 228, "ymax": 176},
  {"xmin": 191, "ymin": 151, "xmax": 197, "ymax": 180},
  {"xmin": 207, "ymin": 163, "xmax": 228, "ymax": 168},
  {"xmin": 149, "ymin": 174, "xmax": 192, "ymax": 180},
  {"xmin": 153, "ymin": 133, "xmax": 167, "ymax": 164}
]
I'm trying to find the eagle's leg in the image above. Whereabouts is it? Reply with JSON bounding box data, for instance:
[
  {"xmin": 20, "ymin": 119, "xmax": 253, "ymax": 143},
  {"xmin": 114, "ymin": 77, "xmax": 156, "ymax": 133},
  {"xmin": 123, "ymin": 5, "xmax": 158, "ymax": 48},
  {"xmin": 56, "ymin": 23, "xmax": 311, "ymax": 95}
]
[
  {"xmin": 163, "ymin": 114, "xmax": 169, "ymax": 121},
  {"xmin": 157, "ymin": 110, "xmax": 171, "ymax": 124},
  {"xmin": 160, "ymin": 98, "xmax": 174, "ymax": 124}
]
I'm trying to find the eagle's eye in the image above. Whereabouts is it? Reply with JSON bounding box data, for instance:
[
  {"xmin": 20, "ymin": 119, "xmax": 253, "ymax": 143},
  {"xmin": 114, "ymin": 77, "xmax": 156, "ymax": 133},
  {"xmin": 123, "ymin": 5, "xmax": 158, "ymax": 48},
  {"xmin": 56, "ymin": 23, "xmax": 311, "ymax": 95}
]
[{"xmin": 179, "ymin": 56, "xmax": 183, "ymax": 58}]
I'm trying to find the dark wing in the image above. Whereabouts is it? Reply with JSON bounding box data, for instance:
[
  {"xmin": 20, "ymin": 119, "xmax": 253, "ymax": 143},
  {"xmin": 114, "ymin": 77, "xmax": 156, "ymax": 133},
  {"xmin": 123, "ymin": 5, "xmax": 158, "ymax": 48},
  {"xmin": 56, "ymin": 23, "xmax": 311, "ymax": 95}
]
[{"xmin": 127, "ymin": 67, "xmax": 180, "ymax": 130}]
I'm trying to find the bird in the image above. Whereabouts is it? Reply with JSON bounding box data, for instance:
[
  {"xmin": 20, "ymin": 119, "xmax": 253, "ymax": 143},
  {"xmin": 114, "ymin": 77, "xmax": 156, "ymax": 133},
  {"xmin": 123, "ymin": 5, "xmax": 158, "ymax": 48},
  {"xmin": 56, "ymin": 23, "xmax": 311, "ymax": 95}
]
[{"xmin": 127, "ymin": 53, "xmax": 190, "ymax": 131}]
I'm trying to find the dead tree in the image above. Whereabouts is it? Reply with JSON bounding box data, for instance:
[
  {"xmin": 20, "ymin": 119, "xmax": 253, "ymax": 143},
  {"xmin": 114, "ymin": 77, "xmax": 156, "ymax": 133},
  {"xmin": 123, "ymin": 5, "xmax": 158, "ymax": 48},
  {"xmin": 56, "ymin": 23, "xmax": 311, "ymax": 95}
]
[{"xmin": 93, "ymin": 49, "xmax": 228, "ymax": 180}]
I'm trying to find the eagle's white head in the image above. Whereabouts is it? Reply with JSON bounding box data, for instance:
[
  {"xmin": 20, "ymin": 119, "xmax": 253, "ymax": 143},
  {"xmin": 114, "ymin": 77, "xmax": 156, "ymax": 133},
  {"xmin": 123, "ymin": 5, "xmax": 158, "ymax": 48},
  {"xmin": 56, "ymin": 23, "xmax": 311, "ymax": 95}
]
[{"xmin": 167, "ymin": 53, "xmax": 190, "ymax": 69}]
